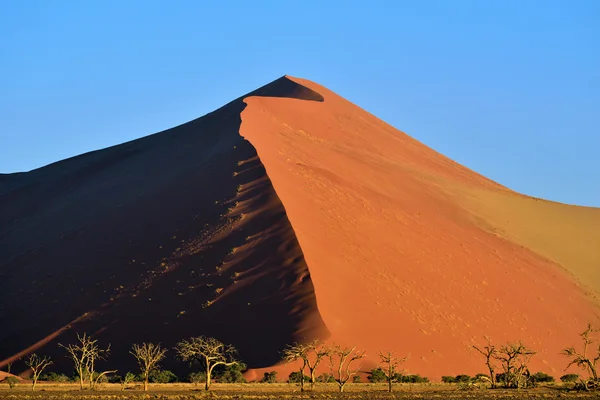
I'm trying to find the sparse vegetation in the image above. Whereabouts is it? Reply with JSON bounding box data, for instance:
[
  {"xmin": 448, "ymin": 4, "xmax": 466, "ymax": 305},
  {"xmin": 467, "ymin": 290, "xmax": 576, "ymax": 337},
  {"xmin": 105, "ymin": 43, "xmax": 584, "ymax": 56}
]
[
  {"xmin": 378, "ymin": 350, "xmax": 408, "ymax": 392},
  {"xmin": 175, "ymin": 336, "xmax": 239, "ymax": 390},
  {"xmin": 130, "ymin": 342, "xmax": 167, "ymax": 391},
  {"xmin": 260, "ymin": 371, "xmax": 277, "ymax": 383},
  {"xmin": 4, "ymin": 376, "xmax": 19, "ymax": 389},
  {"xmin": 328, "ymin": 345, "xmax": 365, "ymax": 392},
  {"xmin": 563, "ymin": 323, "xmax": 600, "ymax": 391},
  {"xmin": 59, "ymin": 333, "xmax": 115, "ymax": 390},
  {"xmin": 24, "ymin": 353, "xmax": 52, "ymax": 391}
]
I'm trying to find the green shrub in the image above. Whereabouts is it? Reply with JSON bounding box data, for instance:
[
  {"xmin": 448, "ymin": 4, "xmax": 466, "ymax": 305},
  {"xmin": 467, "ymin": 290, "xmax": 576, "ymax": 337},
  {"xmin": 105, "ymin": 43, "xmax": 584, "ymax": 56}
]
[
  {"xmin": 260, "ymin": 371, "xmax": 277, "ymax": 383},
  {"xmin": 189, "ymin": 371, "xmax": 206, "ymax": 385},
  {"xmin": 40, "ymin": 372, "xmax": 71, "ymax": 382},
  {"xmin": 473, "ymin": 373, "xmax": 489, "ymax": 382},
  {"xmin": 455, "ymin": 374, "xmax": 471, "ymax": 383},
  {"xmin": 367, "ymin": 368, "xmax": 386, "ymax": 383},
  {"xmin": 399, "ymin": 374, "xmax": 429, "ymax": 383},
  {"xmin": 215, "ymin": 363, "xmax": 246, "ymax": 383},
  {"xmin": 352, "ymin": 375, "xmax": 362, "ymax": 383},
  {"xmin": 560, "ymin": 374, "xmax": 579, "ymax": 383},
  {"xmin": 316, "ymin": 373, "xmax": 335, "ymax": 383},
  {"xmin": 5, "ymin": 377, "xmax": 19, "ymax": 389},
  {"xmin": 288, "ymin": 371, "xmax": 310, "ymax": 383},
  {"xmin": 149, "ymin": 370, "xmax": 178, "ymax": 383},
  {"xmin": 441, "ymin": 376, "xmax": 456, "ymax": 383},
  {"xmin": 532, "ymin": 372, "xmax": 555, "ymax": 383}
]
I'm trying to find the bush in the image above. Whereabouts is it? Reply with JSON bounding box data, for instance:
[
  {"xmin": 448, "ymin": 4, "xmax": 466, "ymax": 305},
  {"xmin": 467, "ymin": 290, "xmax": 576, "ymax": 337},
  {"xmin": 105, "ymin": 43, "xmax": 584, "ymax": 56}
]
[
  {"xmin": 473, "ymin": 373, "xmax": 489, "ymax": 382},
  {"xmin": 367, "ymin": 368, "xmax": 386, "ymax": 383},
  {"xmin": 560, "ymin": 374, "xmax": 579, "ymax": 383},
  {"xmin": 40, "ymin": 372, "xmax": 71, "ymax": 382},
  {"xmin": 215, "ymin": 363, "xmax": 246, "ymax": 383},
  {"xmin": 288, "ymin": 371, "xmax": 310, "ymax": 383},
  {"xmin": 442, "ymin": 376, "xmax": 456, "ymax": 383},
  {"xmin": 316, "ymin": 373, "xmax": 335, "ymax": 383},
  {"xmin": 260, "ymin": 371, "xmax": 277, "ymax": 383},
  {"xmin": 189, "ymin": 371, "xmax": 206, "ymax": 385},
  {"xmin": 352, "ymin": 375, "xmax": 362, "ymax": 383},
  {"xmin": 455, "ymin": 374, "xmax": 471, "ymax": 383},
  {"xmin": 149, "ymin": 370, "xmax": 178, "ymax": 383},
  {"xmin": 399, "ymin": 374, "xmax": 429, "ymax": 383},
  {"xmin": 532, "ymin": 372, "xmax": 555, "ymax": 383},
  {"xmin": 5, "ymin": 377, "xmax": 19, "ymax": 389}
]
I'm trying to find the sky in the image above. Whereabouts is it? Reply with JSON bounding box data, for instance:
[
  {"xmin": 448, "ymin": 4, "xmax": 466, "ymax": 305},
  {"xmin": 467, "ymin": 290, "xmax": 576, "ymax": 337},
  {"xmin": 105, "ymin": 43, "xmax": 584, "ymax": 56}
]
[{"xmin": 1, "ymin": 0, "xmax": 598, "ymax": 206}]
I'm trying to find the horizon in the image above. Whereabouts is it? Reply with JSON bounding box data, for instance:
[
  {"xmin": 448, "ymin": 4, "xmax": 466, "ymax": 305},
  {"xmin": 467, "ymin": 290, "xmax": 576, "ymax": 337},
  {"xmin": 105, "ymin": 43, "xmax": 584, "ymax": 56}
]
[{"xmin": 1, "ymin": 1, "xmax": 598, "ymax": 207}]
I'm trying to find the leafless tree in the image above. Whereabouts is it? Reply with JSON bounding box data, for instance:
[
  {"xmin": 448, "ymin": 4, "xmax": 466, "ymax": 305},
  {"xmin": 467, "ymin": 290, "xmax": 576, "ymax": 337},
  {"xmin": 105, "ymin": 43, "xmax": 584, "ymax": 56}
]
[
  {"xmin": 130, "ymin": 343, "xmax": 167, "ymax": 391},
  {"xmin": 328, "ymin": 345, "xmax": 365, "ymax": 392},
  {"xmin": 175, "ymin": 336, "xmax": 238, "ymax": 390},
  {"xmin": 59, "ymin": 333, "xmax": 115, "ymax": 390},
  {"xmin": 495, "ymin": 341, "xmax": 536, "ymax": 388},
  {"xmin": 282, "ymin": 343, "xmax": 309, "ymax": 391},
  {"xmin": 563, "ymin": 323, "xmax": 600, "ymax": 389},
  {"xmin": 473, "ymin": 337, "xmax": 498, "ymax": 388},
  {"xmin": 379, "ymin": 350, "xmax": 408, "ymax": 392},
  {"xmin": 283, "ymin": 340, "xmax": 330, "ymax": 390},
  {"xmin": 24, "ymin": 354, "xmax": 52, "ymax": 391}
]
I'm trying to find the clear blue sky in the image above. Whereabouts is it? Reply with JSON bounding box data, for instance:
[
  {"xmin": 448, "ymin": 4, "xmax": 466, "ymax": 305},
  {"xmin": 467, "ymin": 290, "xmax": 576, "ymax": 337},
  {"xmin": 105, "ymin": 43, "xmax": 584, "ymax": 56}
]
[{"xmin": 1, "ymin": 1, "xmax": 598, "ymax": 206}]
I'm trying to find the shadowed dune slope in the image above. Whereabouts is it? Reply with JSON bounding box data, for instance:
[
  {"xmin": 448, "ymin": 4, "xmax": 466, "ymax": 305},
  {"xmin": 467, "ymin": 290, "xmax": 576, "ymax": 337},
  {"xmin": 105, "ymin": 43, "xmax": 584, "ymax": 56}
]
[
  {"xmin": 0, "ymin": 77, "xmax": 328, "ymax": 375},
  {"xmin": 241, "ymin": 76, "xmax": 600, "ymax": 378}
]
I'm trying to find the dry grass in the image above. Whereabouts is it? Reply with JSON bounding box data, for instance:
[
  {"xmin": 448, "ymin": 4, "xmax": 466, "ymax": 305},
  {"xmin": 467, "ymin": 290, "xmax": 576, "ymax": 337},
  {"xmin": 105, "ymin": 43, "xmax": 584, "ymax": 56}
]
[{"xmin": 0, "ymin": 382, "xmax": 595, "ymax": 399}]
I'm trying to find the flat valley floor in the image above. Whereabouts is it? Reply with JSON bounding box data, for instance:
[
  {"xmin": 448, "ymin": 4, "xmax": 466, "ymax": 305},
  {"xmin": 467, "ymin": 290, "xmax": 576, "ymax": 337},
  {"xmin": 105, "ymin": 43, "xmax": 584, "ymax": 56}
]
[{"xmin": 0, "ymin": 383, "xmax": 597, "ymax": 399}]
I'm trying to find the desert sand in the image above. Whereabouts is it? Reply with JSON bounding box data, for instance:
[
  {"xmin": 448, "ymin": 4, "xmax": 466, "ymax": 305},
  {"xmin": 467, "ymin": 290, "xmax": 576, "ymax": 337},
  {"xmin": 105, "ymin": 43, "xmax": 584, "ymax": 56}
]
[{"xmin": 1, "ymin": 76, "xmax": 598, "ymax": 380}]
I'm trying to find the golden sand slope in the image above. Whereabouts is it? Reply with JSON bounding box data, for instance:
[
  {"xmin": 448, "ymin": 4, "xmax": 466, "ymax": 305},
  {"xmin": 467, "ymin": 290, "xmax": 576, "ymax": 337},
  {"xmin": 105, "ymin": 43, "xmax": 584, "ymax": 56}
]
[{"xmin": 241, "ymin": 76, "xmax": 600, "ymax": 378}]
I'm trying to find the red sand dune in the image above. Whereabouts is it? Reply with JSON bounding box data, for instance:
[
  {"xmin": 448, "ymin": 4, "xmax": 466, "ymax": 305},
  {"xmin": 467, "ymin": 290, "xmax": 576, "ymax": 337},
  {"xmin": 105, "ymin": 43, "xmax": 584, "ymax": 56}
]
[{"xmin": 1, "ymin": 76, "xmax": 598, "ymax": 380}]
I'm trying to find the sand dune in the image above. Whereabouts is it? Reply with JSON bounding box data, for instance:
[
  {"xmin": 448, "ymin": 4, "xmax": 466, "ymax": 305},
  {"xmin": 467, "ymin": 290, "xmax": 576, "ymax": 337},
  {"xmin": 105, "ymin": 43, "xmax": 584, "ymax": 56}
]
[{"xmin": 1, "ymin": 76, "xmax": 598, "ymax": 379}]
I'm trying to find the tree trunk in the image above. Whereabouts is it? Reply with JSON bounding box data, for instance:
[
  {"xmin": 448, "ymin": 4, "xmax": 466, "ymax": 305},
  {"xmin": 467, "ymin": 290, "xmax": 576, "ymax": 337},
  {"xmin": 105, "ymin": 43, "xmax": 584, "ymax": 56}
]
[
  {"xmin": 205, "ymin": 370, "xmax": 211, "ymax": 390},
  {"xmin": 144, "ymin": 374, "xmax": 148, "ymax": 391},
  {"xmin": 79, "ymin": 371, "xmax": 84, "ymax": 390},
  {"xmin": 32, "ymin": 378, "xmax": 36, "ymax": 392},
  {"xmin": 388, "ymin": 378, "xmax": 392, "ymax": 392},
  {"xmin": 310, "ymin": 370, "xmax": 316, "ymax": 390},
  {"xmin": 339, "ymin": 383, "xmax": 345, "ymax": 392},
  {"xmin": 300, "ymin": 368, "xmax": 304, "ymax": 392}
]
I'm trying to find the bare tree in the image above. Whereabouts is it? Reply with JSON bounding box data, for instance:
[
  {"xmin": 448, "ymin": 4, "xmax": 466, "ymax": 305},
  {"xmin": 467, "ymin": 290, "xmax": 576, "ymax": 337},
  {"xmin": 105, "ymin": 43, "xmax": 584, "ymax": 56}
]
[
  {"xmin": 328, "ymin": 345, "xmax": 365, "ymax": 392},
  {"xmin": 563, "ymin": 323, "xmax": 600, "ymax": 389},
  {"xmin": 473, "ymin": 337, "xmax": 498, "ymax": 388},
  {"xmin": 495, "ymin": 341, "xmax": 536, "ymax": 388},
  {"xmin": 24, "ymin": 354, "xmax": 52, "ymax": 391},
  {"xmin": 130, "ymin": 343, "xmax": 167, "ymax": 391},
  {"xmin": 59, "ymin": 333, "xmax": 115, "ymax": 390},
  {"xmin": 379, "ymin": 350, "xmax": 408, "ymax": 392},
  {"xmin": 283, "ymin": 340, "xmax": 330, "ymax": 390},
  {"xmin": 175, "ymin": 336, "xmax": 238, "ymax": 390},
  {"xmin": 282, "ymin": 343, "xmax": 309, "ymax": 392}
]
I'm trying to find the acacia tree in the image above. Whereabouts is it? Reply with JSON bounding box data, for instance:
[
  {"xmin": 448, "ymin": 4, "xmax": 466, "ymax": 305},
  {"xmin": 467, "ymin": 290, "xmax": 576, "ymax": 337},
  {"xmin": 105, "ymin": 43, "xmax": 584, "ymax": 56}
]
[
  {"xmin": 24, "ymin": 354, "xmax": 52, "ymax": 391},
  {"xmin": 563, "ymin": 323, "xmax": 600, "ymax": 388},
  {"xmin": 283, "ymin": 340, "xmax": 330, "ymax": 390},
  {"xmin": 175, "ymin": 336, "xmax": 238, "ymax": 390},
  {"xmin": 473, "ymin": 337, "xmax": 498, "ymax": 388},
  {"xmin": 59, "ymin": 333, "xmax": 115, "ymax": 390},
  {"xmin": 495, "ymin": 341, "xmax": 536, "ymax": 388},
  {"xmin": 328, "ymin": 345, "xmax": 365, "ymax": 392},
  {"xmin": 130, "ymin": 343, "xmax": 167, "ymax": 391},
  {"xmin": 378, "ymin": 350, "xmax": 408, "ymax": 392},
  {"xmin": 282, "ymin": 344, "xmax": 309, "ymax": 392}
]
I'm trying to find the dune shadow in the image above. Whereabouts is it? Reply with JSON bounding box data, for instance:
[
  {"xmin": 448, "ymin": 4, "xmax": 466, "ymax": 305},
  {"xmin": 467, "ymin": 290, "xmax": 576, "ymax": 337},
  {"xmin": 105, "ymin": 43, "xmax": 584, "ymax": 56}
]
[{"xmin": 0, "ymin": 77, "xmax": 328, "ymax": 375}]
